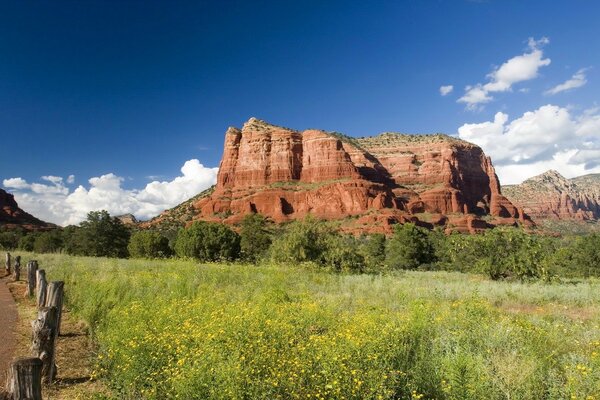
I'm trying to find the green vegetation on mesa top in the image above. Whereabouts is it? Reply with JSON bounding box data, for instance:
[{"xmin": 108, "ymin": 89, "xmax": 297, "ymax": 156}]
[
  {"xmin": 27, "ymin": 252, "xmax": 600, "ymax": 399},
  {"xmin": 356, "ymin": 132, "xmax": 469, "ymax": 148}
]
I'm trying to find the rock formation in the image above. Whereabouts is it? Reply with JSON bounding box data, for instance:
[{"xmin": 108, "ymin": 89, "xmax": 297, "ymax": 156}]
[
  {"xmin": 184, "ymin": 118, "xmax": 529, "ymax": 233},
  {"xmin": 503, "ymin": 170, "xmax": 600, "ymax": 221},
  {"xmin": 0, "ymin": 189, "xmax": 54, "ymax": 230},
  {"xmin": 116, "ymin": 214, "xmax": 139, "ymax": 226}
]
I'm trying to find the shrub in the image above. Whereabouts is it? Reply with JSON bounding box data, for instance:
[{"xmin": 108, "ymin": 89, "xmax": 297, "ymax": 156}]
[
  {"xmin": 33, "ymin": 230, "xmax": 63, "ymax": 253},
  {"xmin": 128, "ymin": 230, "xmax": 172, "ymax": 259},
  {"xmin": 174, "ymin": 221, "xmax": 240, "ymax": 261},
  {"xmin": 475, "ymin": 228, "xmax": 548, "ymax": 281},
  {"xmin": 269, "ymin": 217, "xmax": 332, "ymax": 265},
  {"xmin": 321, "ymin": 234, "xmax": 365, "ymax": 272},
  {"xmin": 360, "ymin": 233, "xmax": 387, "ymax": 273},
  {"xmin": 385, "ymin": 223, "xmax": 434, "ymax": 270},
  {"xmin": 239, "ymin": 213, "xmax": 272, "ymax": 263},
  {"xmin": 18, "ymin": 232, "xmax": 38, "ymax": 251}
]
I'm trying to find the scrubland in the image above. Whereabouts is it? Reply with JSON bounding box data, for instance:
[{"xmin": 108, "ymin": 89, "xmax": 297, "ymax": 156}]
[{"xmin": 24, "ymin": 253, "xmax": 600, "ymax": 400}]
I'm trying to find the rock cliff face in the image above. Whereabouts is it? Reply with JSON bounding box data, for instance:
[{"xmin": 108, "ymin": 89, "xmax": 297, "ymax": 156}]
[
  {"xmin": 189, "ymin": 118, "xmax": 528, "ymax": 233},
  {"xmin": 0, "ymin": 188, "xmax": 54, "ymax": 230},
  {"xmin": 503, "ymin": 170, "xmax": 600, "ymax": 221}
]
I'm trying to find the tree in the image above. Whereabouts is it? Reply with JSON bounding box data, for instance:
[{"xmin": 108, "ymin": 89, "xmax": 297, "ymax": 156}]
[
  {"xmin": 385, "ymin": 223, "xmax": 434, "ymax": 270},
  {"xmin": 239, "ymin": 213, "xmax": 272, "ymax": 263},
  {"xmin": 33, "ymin": 230, "xmax": 63, "ymax": 253},
  {"xmin": 174, "ymin": 221, "xmax": 240, "ymax": 261},
  {"xmin": 322, "ymin": 234, "xmax": 365, "ymax": 273},
  {"xmin": 360, "ymin": 233, "xmax": 387, "ymax": 273},
  {"xmin": 567, "ymin": 233, "xmax": 600, "ymax": 277},
  {"xmin": 18, "ymin": 233, "xmax": 38, "ymax": 251},
  {"xmin": 269, "ymin": 217, "xmax": 332, "ymax": 265},
  {"xmin": 128, "ymin": 230, "xmax": 172, "ymax": 259},
  {"xmin": 475, "ymin": 228, "xmax": 549, "ymax": 281},
  {"xmin": 65, "ymin": 211, "xmax": 131, "ymax": 258},
  {"xmin": 0, "ymin": 228, "xmax": 25, "ymax": 250}
]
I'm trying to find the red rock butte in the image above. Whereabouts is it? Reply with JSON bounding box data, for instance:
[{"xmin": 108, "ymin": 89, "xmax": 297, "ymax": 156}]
[{"xmin": 189, "ymin": 118, "xmax": 530, "ymax": 233}]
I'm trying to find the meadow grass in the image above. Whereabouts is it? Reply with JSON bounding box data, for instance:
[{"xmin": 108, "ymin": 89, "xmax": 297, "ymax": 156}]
[{"xmin": 24, "ymin": 253, "xmax": 600, "ymax": 399}]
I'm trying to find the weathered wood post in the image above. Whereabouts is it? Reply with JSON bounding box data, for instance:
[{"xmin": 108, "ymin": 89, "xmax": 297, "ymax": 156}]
[
  {"xmin": 45, "ymin": 281, "xmax": 64, "ymax": 336},
  {"xmin": 5, "ymin": 357, "xmax": 43, "ymax": 400},
  {"xmin": 13, "ymin": 256, "xmax": 21, "ymax": 281},
  {"xmin": 31, "ymin": 306, "xmax": 58, "ymax": 384},
  {"xmin": 4, "ymin": 252, "xmax": 10, "ymax": 275},
  {"xmin": 26, "ymin": 261, "xmax": 38, "ymax": 297},
  {"xmin": 36, "ymin": 270, "xmax": 47, "ymax": 309}
]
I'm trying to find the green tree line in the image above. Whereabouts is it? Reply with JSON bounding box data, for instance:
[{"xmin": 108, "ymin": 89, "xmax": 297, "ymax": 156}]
[{"xmin": 3, "ymin": 210, "xmax": 600, "ymax": 281}]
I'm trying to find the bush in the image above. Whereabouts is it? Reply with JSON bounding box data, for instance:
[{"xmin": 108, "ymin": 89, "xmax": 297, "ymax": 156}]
[
  {"xmin": 128, "ymin": 230, "xmax": 172, "ymax": 259},
  {"xmin": 360, "ymin": 233, "xmax": 387, "ymax": 273},
  {"xmin": 174, "ymin": 221, "xmax": 240, "ymax": 261},
  {"xmin": 239, "ymin": 213, "xmax": 272, "ymax": 262},
  {"xmin": 475, "ymin": 228, "xmax": 548, "ymax": 281},
  {"xmin": 0, "ymin": 228, "xmax": 25, "ymax": 250},
  {"xmin": 385, "ymin": 223, "xmax": 434, "ymax": 270},
  {"xmin": 321, "ymin": 234, "xmax": 365, "ymax": 272},
  {"xmin": 18, "ymin": 232, "xmax": 38, "ymax": 251},
  {"xmin": 33, "ymin": 230, "xmax": 63, "ymax": 253},
  {"xmin": 269, "ymin": 217, "xmax": 332, "ymax": 265}
]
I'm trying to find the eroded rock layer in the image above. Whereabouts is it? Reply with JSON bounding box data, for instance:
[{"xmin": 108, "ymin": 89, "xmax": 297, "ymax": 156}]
[
  {"xmin": 503, "ymin": 170, "xmax": 600, "ymax": 221},
  {"xmin": 190, "ymin": 118, "xmax": 529, "ymax": 233}
]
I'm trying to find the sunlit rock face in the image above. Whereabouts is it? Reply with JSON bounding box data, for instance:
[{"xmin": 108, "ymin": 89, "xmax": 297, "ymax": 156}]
[
  {"xmin": 160, "ymin": 118, "xmax": 529, "ymax": 234},
  {"xmin": 503, "ymin": 170, "xmax": 600, "ymax": 221}
]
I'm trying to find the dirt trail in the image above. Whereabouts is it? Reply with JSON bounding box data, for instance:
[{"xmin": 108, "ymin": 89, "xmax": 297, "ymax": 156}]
[{"xmin": 0, "ymin": 273, "xmax": 18, "ymax": 386}]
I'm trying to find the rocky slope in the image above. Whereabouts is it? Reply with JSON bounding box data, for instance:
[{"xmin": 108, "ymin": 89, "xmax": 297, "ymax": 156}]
[
  {"xmin": 163, "ymin": 118, "xmax": 528, "ymax": 234},
  {"xmin": 503, "ymin": 170, "xmax": 600, "ymax": 221},
  {"xmin": 0, "ymin": 188, "xmax": 54, "ymax": 230}
]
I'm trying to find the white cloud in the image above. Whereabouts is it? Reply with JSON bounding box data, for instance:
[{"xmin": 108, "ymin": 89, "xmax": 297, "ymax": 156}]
[
  {"xmin": 545, "ymin": 68, "xmax": 588, "ymax": 95},
  {"xmin": 458, "ymin": 37, "xmax": 551, "ymax": 110},
  {"xmin": 458, "ymin": 104, "xmax": 600, "ymax": 184},
  {"xmin": 2, "ymin": 159, "xmax": 218, "ymax": 226},
  {"xmin": 3, "ymin": 177, "xmax": 30, "ymax": 190},
  {"xmin": 439, "ymin": 85, "xmax": 454, "ymax": 96}
]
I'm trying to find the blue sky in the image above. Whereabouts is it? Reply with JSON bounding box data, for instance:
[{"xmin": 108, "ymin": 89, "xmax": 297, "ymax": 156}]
[{"xmin": 2, "ymin": 0, "xmax": 600, "ymax": 225}]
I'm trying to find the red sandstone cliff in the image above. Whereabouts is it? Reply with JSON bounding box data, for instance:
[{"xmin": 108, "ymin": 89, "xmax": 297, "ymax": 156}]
[
  {"xmin": 188, "ymin": 118, "xmax": 529, "ymax": 233},
  {"xmin": 0, "ymin": 188, "xmax": 54, "ymax": 230},
  {"xmin": 503, "ymin": 170, "xmax": 600, "ymax": 221}
]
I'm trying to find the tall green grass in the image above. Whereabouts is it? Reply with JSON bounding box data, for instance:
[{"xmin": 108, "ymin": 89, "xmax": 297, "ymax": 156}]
[{"xmin": 25, "ymin": 253, "xmax": 600, "ymax": 399}]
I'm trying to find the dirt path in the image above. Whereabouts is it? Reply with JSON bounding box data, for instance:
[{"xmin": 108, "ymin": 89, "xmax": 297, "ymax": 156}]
[{"xmin": 0, "ymin": 273, "xmax": 18, "ymax": 386}]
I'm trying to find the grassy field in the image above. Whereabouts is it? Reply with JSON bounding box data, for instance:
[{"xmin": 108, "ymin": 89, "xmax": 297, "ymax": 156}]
[{"xmin": 24, "ymin": 253, "xmax": 600, "ymax": 399}]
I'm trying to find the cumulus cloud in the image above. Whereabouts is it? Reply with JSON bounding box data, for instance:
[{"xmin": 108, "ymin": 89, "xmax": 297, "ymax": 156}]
[
  {"xmin": 2, "ymin": 159, "xmax": 218, "ymax": 226},
  {"xmin": 458, "ymin": 104, "xmax": 600, "ymax": 184},
  {"xmin": 458, "ymin": 37, "xmax": 551, "ymax": 110},
  {"xmin": 545, "ymin": 68, "xmax": 588, "ymax": 95},
  {"xmin": 439, "ymin": 85, "xmax": 454, "ymax": 96}
]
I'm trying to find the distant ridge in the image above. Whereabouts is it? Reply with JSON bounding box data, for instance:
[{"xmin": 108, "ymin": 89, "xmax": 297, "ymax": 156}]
[{"xmin": 503, "ymin": 170, "xmax": 600, "ymax": 221}]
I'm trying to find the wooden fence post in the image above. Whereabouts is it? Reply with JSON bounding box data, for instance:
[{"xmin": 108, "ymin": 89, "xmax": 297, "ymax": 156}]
[
  {"xmin": 26, "ymin": 261, "xmax": 38, "ymax": 297},
  {"xmin": 31, "ymin": 306, "xmax": 58, "ymax": 384},
  {"xmin": 45, "ymin": 281, "xmax": 64, "ymax": 336},
  {"xmin": 4, "ymin": 252, "xmax": 10, "ymax": 275},
  {"xmin": 13, "ymin": 256, "xmax": 21, "ymax": 282},
  {"xmin": 36, "ymin": 270, "xmax": 47, "ymax": 309},
  {"xmin": 5, "ymin": 357, "xmax": 43, "ymax": 400}
]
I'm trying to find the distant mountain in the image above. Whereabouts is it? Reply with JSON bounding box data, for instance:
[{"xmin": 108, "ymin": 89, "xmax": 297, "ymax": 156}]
[
  {"xmin": 144, "ymin": 118, "xmax": 529, "ymax": 234},
  {"xmin": 0, "ymin": 188, "xmax": 55, "ymax": 230},
  {"xmin": 503, "ymin": 170, "xmax": 600, "ymax": 221}
]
